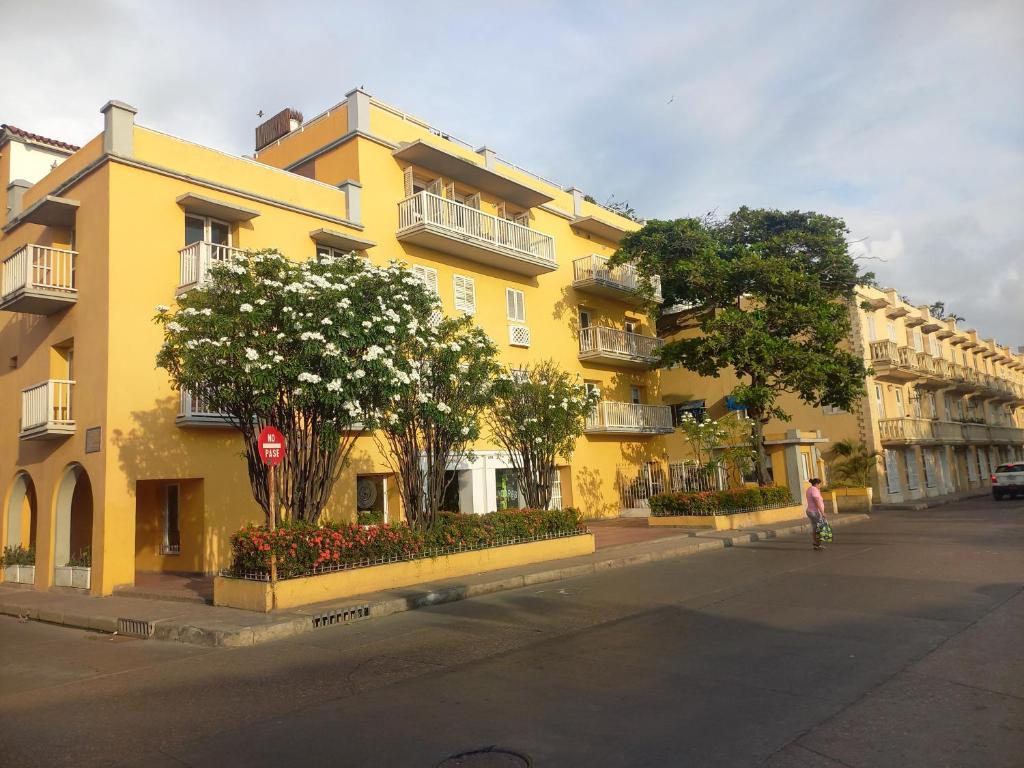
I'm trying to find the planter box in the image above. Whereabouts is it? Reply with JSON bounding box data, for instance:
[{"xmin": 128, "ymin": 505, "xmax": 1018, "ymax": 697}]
[
  {"xmin": 832, "ymin": 487, "xmax": 873, "ymax": 514},
  {"xmin": 54, "ymin": 565, "xmax": 73, "ymax": 587},
  {"xmin": 215, "ymin": 532, "xmax": 596, "ymax": 613},
  {"xmin": 649, "ymin": 503, "xmax": 806, "ymax": 530},
  {"xmin": 3, "ymin": 564, "xmax": 34, "ymax": 584},
  {"xmin": 71, "ymin": 566, "xmax": 91, "ymax": 590}
]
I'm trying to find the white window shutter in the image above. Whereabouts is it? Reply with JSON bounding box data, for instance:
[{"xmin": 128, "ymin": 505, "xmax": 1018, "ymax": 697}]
[
  {"xmin": 426, "ymin": 178, "xmax": 442, "ymax": 196},
  {"xmin": 495, "ymin": 202, "xmax": 507, "ymax": 220},
  {"xmin": 454, "ymin": 275, "xmax": 476, "ymax": 314},
  {"xmin": 505, "ymin": 288, "xmax": 525, "ymax": 322},
  {"xmin": 513, "ymin": 211, "xmax": 529, "ymax": 227},
  {"xmin": 466, "ymin": 193, "xmax": 481, "ymax": 210},
  {"xmin": 412, "ymin": 264, "xmax": 440, "ymax": 297},
  {"xmin": 443, "ymin": 181, "xmax": 455, "ymax": 199},
  {"xmin": 403, "ymin": 168, "xmax": 414, "ymax": 198}
]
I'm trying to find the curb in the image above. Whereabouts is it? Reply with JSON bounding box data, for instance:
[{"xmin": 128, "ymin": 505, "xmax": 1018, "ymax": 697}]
[{"xmin": 1, "ymin": 514, "xmax": 870, "ymax": 647}]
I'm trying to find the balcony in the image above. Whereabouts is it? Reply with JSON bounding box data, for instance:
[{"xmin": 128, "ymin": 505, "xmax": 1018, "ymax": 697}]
[
  {"xmin": 585, "ymin": 402, "xmax": 673, "ymax": 435},
  {"xmin": 963, "ymin": 423, "xmax": 991, "ymax": 443},
  {"xmin": 397, "ymin": 192, "xmax": 556, "ymax": 276},
  {"xmin": 178, "ymin": 241, "xmax": 248, "ymax": 295},
  {"xmin": 990, "ymin": 425, "xmax": 1024, "ymax": 444},
  {"xmin": 176, "ymin": 390, "xmax": 234, "ymax": 428},
  {"xmin": 572, "ymin": 255, "xmax": 662, "ymax": 305},
  {"xmin": 20, "ymin": 379, "xmax": 75, "ymax": 440},
  {"xmin": 869, "ymin": 341, "xmax": 920, "ymax": 382},
  {"xmin": 914, "ymin": 353, "xmax": 948, "ymax": 388},
  {"xmin": 1, "ymin": 245, "xmax": 77, "ymax": 315},
  {"xmin": 878, "ymin": 417, "xmax": 966, "ymax": 445},
  {"xmin": 578, "ymin": 326, "xmax": 664, "ymax": 368}
]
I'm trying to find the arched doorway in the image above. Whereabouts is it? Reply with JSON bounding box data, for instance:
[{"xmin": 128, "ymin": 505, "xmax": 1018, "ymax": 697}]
[
  {"xmin": 4, "ymin": 472, "xmax": 38, "ymax": 584},
  {"xmin": 54, "ymin": 464, "xmax": 93, "ymax": 589}
]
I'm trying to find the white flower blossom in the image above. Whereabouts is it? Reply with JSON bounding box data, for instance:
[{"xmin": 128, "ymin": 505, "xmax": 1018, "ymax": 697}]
[
  {"xmin": 240, "ymin": 303, "xmax": 254, "ymax": 313},
  {"xmin": 245, "ymin": 348, "xmax": 259, "ymax": 361},
  {"xmin": 298, "ymin": 372, "xmax": 321, "ymax": 384}
]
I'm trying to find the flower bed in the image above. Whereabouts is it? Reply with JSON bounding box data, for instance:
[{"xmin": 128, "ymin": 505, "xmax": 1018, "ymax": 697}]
[
  {"xmin": 649, "ymin": 486, "xmax": 792, "ymax": 517},
  {"xmin": 228, "ymin": 507, "xmax": 586, "ymax": 580}
]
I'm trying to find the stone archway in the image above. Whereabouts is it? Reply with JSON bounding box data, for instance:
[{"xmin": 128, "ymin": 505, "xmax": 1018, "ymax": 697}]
[
  {"xmin": 54, "ymin": 464, "xmax": 93, "ymax": 586},
  {"xmin": 5, "ymin": 471, "xmax": 37, "ymax": 551}
]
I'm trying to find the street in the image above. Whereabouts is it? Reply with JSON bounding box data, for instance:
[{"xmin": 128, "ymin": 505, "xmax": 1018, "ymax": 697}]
[{"xmin": 1, "ymin": 497, "xmax": 1022, "ymax": 767}]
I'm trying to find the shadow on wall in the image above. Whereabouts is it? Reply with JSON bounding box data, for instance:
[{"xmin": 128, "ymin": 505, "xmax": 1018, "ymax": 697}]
[
  {"xmin": 574, "ymin": 465, "xmax": 618, "ymax": 520},
  {"xmin": 112, "ymin": 396, "xmax": 247, "ymax": 573}
]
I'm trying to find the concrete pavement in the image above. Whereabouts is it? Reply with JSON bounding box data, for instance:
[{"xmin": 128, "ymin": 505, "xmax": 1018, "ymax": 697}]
[
  {"xmin": 0, "ymin": 497, "xmax": 1020, "ymax": 767},
  {"xmin": 0, "ymin": 513, "xmax": 868, "ymax": 647}
]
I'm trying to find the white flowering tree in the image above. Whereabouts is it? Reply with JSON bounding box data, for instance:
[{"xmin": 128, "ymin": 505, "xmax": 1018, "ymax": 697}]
[
  {"xmin": 676, "ymin": 411, "xmax": 756, "ymax": 487},
  {"xmin": 488, "ymin": 360, "xmax": 600, "ymax": 510},
  {"xmin": 155, "ymin": 250, "xmax": 437, "ymax": 524},
  {"xmin": 375, "ymin": 315, "xmax": 500, "ymax": 528}
]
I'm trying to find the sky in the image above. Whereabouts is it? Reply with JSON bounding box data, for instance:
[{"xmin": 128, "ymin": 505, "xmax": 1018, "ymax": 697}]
[{"xmin": 2, "ymin": 0, "xmax": 1021, "ymax": 346}]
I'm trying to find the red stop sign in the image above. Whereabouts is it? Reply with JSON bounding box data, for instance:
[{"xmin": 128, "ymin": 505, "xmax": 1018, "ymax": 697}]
[{"xmin": 258, "ymin": 426, "xmax": 285, "ymax": 466}]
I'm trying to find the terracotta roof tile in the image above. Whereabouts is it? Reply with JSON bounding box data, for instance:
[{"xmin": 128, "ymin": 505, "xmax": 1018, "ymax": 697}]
[{"xmin": 1, "ymin": 124, "xmax": 80, "ymax": 153}]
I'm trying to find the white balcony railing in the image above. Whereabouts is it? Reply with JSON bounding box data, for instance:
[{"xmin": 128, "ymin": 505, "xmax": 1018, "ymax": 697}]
[
  {"xmin": 586, "ymin": 401, "xmax": 673, "ymax": 434},
  {"xmin": 397, "ymin": 191, "xmax": 555, "ymax": 267},
  {"xmin": 2, "ymin": 244, "xmax": 77, "ymax": 298},
  {"xmin": 178, "ymin": 241, "xmax": 247, "ymax": 291},
  {"xmin": 579, "ymin": 326, "xmax": 664, "ymax": 361},
  {"xmin": 572, "ymin": 255, "xmax": 663, "ymax": 301},
  {"xmin": 21, "ymin": 379, "xmax": 74, "ymax": 434},
  {"xmin": 177, "ymin": 389, "xmax": 233, "ymax": 427}
]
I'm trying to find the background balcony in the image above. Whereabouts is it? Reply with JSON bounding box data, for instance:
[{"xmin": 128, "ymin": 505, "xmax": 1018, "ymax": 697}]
[
  {"xmin": 869, "ymin": 341, "xmax": 920, "ymax": 382},
  {"xmin": 178, "ymin": 241, "xmax": 247, "ymax": 294},
  {"xmin": 878, "ymin": 417, "xmax": 969, "ymax": 445},
  {"xmin": 397, "ymin": 192, "xmax": 556, "ymax": 276},
  {"xmin": 572, "ymin": 255, "xmax": 662, "ymax": 305},
  {"xmin": 578, "ymin": 326, "xmax": 664, "ymax": 368},
  {"xmin": 1, "ymin": 245, "xmax": 77, "ymax": 315},
  {"xmin": 585, "ymin": 402, "xmax": 673, "ymax": 435},
  {"xmin": 20, "ymin": 379, "xmax": 75, "ymax": 440},
  {"xmin": 990, "ymin": 425, "xmax": 1024, "ymax": 444}
]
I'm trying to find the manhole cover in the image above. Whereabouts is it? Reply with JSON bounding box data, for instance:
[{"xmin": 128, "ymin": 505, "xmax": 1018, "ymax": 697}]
[{"xmin": 436, "ymin": 746, "xmax": 531, "ymax": 767}]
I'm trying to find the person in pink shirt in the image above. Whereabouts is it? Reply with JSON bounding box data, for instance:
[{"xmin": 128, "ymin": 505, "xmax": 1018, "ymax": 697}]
[{"xmin": 805, "ymin": 478, "xmax": 827, "ymax": 550}]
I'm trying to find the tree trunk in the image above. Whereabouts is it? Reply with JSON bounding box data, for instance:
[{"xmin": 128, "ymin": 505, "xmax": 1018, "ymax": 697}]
[{"xmin": 749, "ymin": 412, "xmax": 771, "ymax": 486}]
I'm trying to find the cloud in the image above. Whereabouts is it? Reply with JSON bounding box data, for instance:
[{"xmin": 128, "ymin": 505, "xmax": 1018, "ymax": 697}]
[{"xmin": 2, "ymin": 0, "xmax": 1021, "ymax": 345}]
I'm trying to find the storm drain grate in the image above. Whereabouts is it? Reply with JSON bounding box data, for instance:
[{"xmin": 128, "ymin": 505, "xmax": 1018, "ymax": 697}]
[
  {"xmin": 310, "ymin": 604, "xmax": 370, "ymax": 628},
  {"xmin": 117, "ymin": 617, "xmax": 155, "ymax": 638}
]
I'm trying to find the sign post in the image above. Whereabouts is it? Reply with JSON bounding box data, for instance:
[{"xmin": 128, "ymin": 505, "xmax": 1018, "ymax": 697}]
[{"xmin": 258, "ymin": 426, "xmax": 285, "ymax": 604}]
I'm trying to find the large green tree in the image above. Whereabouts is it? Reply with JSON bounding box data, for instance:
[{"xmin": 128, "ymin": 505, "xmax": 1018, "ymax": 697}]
[{"xmin": 614, "ymin": 207, "xmax": 872, "ymax": 485}]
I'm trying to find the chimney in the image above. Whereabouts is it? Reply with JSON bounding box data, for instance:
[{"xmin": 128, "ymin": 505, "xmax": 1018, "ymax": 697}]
[{"xmin": 255, "ymin": 108, "xmax": 303, "ymax": 151}]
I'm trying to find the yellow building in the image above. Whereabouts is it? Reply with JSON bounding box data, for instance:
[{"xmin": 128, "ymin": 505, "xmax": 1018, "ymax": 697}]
[
  {"xmin": 0, "ymin": 91, "xmax": 673, "ymax": 595},
  {"xmin": 659, "ymin": 286, "xmax": 1024, "ymax": 504}
]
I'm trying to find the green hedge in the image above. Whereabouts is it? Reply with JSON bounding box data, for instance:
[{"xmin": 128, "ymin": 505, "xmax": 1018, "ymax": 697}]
[
  {"xmin": 649, "ymin": 486, "xmax": 792, "ymax": 517},
  {"xmin": 230, "ymin": 507, "xmax": 585, "ymax": 579}
]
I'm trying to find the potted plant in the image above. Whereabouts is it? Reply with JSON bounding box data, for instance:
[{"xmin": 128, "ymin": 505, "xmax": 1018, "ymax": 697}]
[
  {"xmin": 2, "ymin": 545, "xmax": 35, "ymax": 584},
  {"xmin": 68, "ymin": 547, "xmax": 91, "ymax": 589}
]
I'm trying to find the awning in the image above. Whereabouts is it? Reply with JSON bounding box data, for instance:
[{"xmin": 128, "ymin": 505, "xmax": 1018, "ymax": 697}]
[
  {"xmin": 20, "ymin": 195, "xmax": 79, "ymax": 227},
  {"xmin": 570, "ymin": 215, "xmax": 632, "ymax": 243},
  {"xmin": 176, "ymin": 192, "xmax": 260, "ymax": 222},
  {"xmin": 310, "ymin": 227, "xmax": 376, "ymax": 252},
  {"xmin": 393, "ymin": 140, "xmax": 553, "ymax": 208}
]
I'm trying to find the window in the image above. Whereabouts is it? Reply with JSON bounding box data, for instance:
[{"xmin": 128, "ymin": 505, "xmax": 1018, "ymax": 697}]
[
  {"xmin": 867, "ymin": 316, "xmax": 877, "ymax": 341},
  {"xmin": 506, "ymin": 288, "xmax": 525, "ymax": 322},
  {"xmin": 579, "ymin": 309, "xmax": 592, "ymax": 329},
  {"xmin": 185, "ymin": 215, "xmax": 229, "ymax": 246},
  {"xmin": 875, "ymin": 384, "xmax": 886, "ymax": 418},
  {"xmin": 630, "ymin": 386, "xmax": 643, "ymax": 404},
  {"xmin": 887, "ymin": 322, "xmax": 898, "ymax": 342},
  {"xmin": 316, "ymin": 244, "xmax": 359, "ymax": 261},
  {"xmin": 162, "ymin": 485, "xmax": 181, "ymax": 555},
  {"xmin": 894, "ymin": 388, "xmax": 905, "ymax": 417},
  {"xmin": 910, "ymin": 392, "xmax": 922, "ymax": 418},
  {"xmin": 548, "ymin": 471, "xmax": 563, "ymax": 511},
  {"xmin": 441, "ymin": 471, "xmax": 461, "ymax": 513},
  {"xmin": 453, "ymin": 274, "xmax": 476, "ymax": 314},
  {"xmin": 411, "ymin": 264, "xmax": 440, "ymax": 296},
  {"xmin": 930, "ymin": 336, "xmax": 941, "ymax": 358},
  {"xmin": 495, "ymin": 468, "xmax": 522, "ymax": 510},
  {"xmin": 913, "ymin": 330, "xmax": 923, "ymax": 353},
  {"xmin": 624, "ymin": 319, "xmax": 638, "ymax": 335},
  {"xmin": 585, "ymin": 381, "xmax": 601, "ymax": 399},
  {"xmin": 800, "ymin": 453, "xmax": 811, "ymax": 482},
  {"xmin": 904, "ymin": 450, "xmax": 919, "ymax": 490},
  {"xmin": 884, "ymin": 449, "xmax": 902, "ymax": 493},
  {"xmin": 671, "ymin": 400, "xmax": 706, "ymax": 426}
]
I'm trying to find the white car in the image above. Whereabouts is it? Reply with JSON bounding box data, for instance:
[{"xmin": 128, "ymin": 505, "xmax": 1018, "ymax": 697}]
[{"xmin": 992, "ymin": 462, "xmax": 1024, "ymax": 500}]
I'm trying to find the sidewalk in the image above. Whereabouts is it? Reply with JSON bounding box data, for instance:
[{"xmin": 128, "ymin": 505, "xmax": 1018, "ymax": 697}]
[{"xmin": 0, "ymin": 513, "xmax": 869, "ymax": 648}]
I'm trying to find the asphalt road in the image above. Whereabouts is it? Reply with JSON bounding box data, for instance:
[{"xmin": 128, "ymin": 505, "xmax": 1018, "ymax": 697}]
[{"xmin": 1, "ymin": 497, "xmax": 1022, "ymax": 767}]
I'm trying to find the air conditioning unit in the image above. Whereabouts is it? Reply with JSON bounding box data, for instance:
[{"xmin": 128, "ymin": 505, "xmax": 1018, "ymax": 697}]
[{"xmin": 508, "ymin": 325, "xmax": 531, "ymax": 348}]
